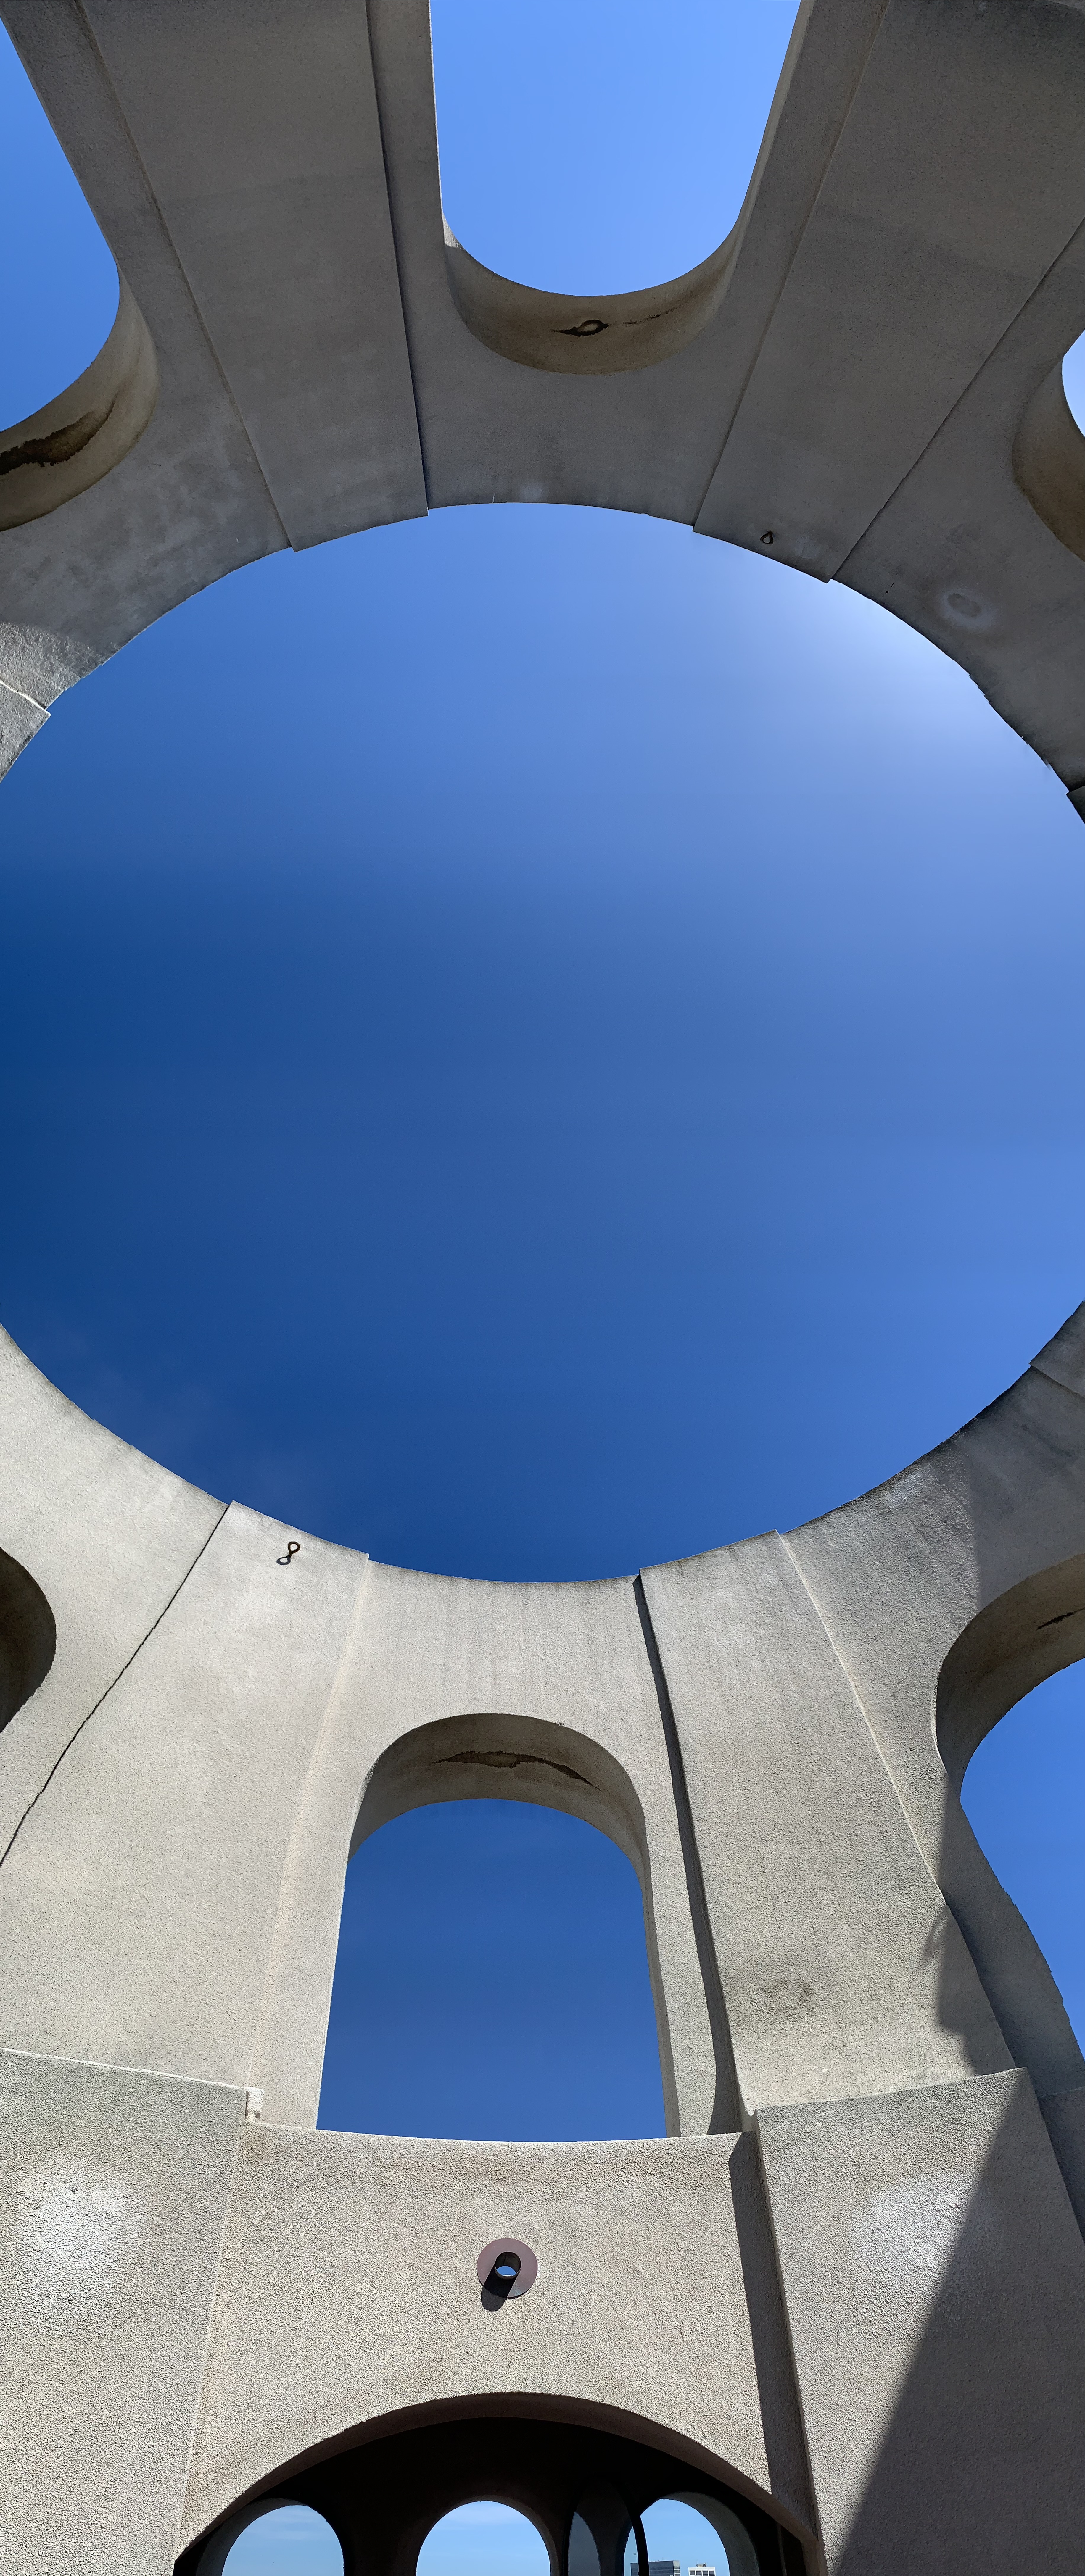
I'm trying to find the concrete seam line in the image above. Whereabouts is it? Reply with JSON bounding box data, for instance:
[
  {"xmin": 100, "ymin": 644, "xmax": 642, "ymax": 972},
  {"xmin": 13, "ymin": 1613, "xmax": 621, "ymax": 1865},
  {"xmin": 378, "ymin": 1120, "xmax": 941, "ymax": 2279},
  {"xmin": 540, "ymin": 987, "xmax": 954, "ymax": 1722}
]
[
  {"xmin": 777, "ymin": 1528, "xmax": 948, "ymax": 1892},
  {"xmin": 62, "ymin": 0, "xmax": 292, "ymax": 549},
  {"xmin": 749, "ymin": 2105, "xmax": 831, "ymax": 2576},
  {"xmin": 244, "ymin": 1552, "xmax": 374, "ymax": 2100},
  {"xmin": 691, "ymin": 0, "xmax": 895, "ymax": 528},
  {"xmin": 0, "ymin": 1498, "xmax": 231, "ymax": 1874},
  {"xmin": 362, "ymin": 0, "xmax": 431, "ymax": 507},
  {"xmin": 834, "ymin": 199, "xmax": 1085, "ymax": 588},
  {"xmin": 0, "ymin": 676, "xmax": 48, "ymax": 715},
  {"xmin": 1031, "ymin": 1358, "xmax": 1085, "ymax": 1406},
  {"xmin": 172, "ymin": 2109, "xmax": 248, "ymax": 2568},
  {"xmin": 633, "ymin": 1571, "xmax": 744, "ymax": 2133}
]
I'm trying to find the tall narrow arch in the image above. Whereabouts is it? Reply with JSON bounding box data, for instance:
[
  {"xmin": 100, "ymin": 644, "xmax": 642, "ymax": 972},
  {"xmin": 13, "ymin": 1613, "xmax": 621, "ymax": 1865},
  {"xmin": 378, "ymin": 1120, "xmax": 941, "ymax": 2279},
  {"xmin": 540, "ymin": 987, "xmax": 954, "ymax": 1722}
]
[
  {"xmin": 933, "ymin": 1566, "xmax": 1085, "ymax": 2105},
  {"xmin": 324, "ymin": 1710, "xmax": 682, "ymax": 2135}
]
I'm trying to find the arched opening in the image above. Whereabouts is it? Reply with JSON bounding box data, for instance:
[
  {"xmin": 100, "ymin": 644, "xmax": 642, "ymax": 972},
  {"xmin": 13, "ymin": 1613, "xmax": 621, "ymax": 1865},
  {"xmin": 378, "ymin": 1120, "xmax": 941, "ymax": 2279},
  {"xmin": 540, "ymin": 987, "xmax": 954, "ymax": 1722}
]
[
  {"xmin": 1, "ymin": 18, "xmax": 118, "ymax": 424},
  {"xmin": 201, "ymin": 2501, "xmax": 342, "ymax": 2574},
  {"xmin": 961, "ymin": 1662, "xmax": 1084, "ymax": 2050},
  {"xmin": 177, "ymin": 2403, "xmax": 805, "ymax": 2576},
  {"xmin": 318, "ymin": 1793, "xmax": 666, "ymax": 2141},
  {"xmin": 933, "ymin": 1576, "xmax": 1085, "ymax": 2103},
  {"xmin": 421, "ymin": 2503, "xmax": 553, "ymax": 2576},
  {"xmin": 635, "ymin": 2494, "xmax": 756, "ymax": 2576},
  {"xmin": 1064, "ymin": 328, "xmax": 1085, "ymax": 437},
  {"xmin": 0, "ymin": 1543, "xmax": 55, "ymax": 1730},
  {"xmin": 430, "ymin": 0, "xmax": 802, "ymax": 294}
]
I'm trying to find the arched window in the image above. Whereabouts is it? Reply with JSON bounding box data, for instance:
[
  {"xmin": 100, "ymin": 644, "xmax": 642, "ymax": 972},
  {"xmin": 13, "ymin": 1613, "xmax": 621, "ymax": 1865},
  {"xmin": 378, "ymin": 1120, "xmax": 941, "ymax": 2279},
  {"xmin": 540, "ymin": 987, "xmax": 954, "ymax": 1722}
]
[
  {"xmin": 430, "ymin": 0, "xmax": 801, "ymax": 292},
  {"xmin": 1063, "ymin": 329, "xmax": 1085, "ymax": 436},
  {"xmin": 961, "ymin": 1662, "xmax": 1084, "ymax": 2047},
  {"xmin": 635, "ymin": 2494, "xmax": 756, "ymax": 2576},
  {"xmin": 1, "ymin": 17, "xmax": 118, "ymax": 423},
  {"xmin": 318, "ymin": 1796, "xmax": 665, "ymax": 2140},
  {"xmin": 214, "ymin": 2502, "xmax": 342, "ymax": 2573},
  {"xmin": 420, "ymin": 2502, "xmax": 552, "ymax": 2576}
]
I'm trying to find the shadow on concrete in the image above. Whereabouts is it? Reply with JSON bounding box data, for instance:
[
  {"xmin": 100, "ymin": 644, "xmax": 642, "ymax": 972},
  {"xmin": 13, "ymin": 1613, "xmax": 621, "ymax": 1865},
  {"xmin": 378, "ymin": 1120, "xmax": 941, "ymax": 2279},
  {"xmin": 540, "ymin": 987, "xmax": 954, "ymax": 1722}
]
[
  {"xmin": 830, "ymin": 2081, "xmax": 1085, "ymax": 2574},
  {"xmin": 931, "ymin": 1415, "xmax": 1085, "ymax": 2189}
]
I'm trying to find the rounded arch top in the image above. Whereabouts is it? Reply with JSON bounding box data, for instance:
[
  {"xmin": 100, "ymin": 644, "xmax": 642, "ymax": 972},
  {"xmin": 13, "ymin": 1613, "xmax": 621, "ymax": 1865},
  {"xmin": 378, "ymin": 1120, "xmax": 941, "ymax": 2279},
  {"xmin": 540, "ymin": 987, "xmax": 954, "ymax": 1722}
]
[
  {"xmin": 440, "ymin": 224, "xmax": 737, "ymax": 377},
  {"xmin": 419, "ymin": 2496, "xmax": 558, "ymax": 2576},
  {"xmin": 350, "ymin": 1704, "xmax": 653, "ymax": 1883},
  {"xmin": 0, "ymin": 278, "xmax": 158, "ymax": 534},
  {"xmin": 934, "ymin": 1550, "xmax": 1085, "ymax": 1793},
  {"xmin": 0, "ymin": 1542, "xmax": 55, "ymax": 1730},
  {"xmin": 194, "ymin": 2498, "xmax": 343, "ymax": 2576}
]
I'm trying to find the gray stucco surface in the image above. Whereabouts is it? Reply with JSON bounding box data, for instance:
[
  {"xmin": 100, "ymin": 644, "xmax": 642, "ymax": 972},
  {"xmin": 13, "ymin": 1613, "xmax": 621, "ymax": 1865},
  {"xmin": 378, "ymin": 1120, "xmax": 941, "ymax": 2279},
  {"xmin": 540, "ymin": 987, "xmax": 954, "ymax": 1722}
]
[
  {"xmin": 181, "ymin": 2128, "xmax": 812, "ymax": 2554},
  {"xmin": 0, "ymin": 2047, "xmax": 241, "ymax": 2576},
  {"xmin": 756, "ymin": 2070, "xmax": 1085, "ymax": 2572},
  {"xmin": 1, "ymin": 1314, "xmax": 1084, "ymax": 2569}
]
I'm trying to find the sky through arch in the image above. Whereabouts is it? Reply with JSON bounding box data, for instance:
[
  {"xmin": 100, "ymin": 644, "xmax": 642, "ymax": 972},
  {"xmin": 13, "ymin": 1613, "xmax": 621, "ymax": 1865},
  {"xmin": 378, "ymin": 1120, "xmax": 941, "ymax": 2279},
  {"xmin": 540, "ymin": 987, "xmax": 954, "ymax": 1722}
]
[{"xmin": 319, "ymin": 1799, "xmax": 666, "ymax": 2141}]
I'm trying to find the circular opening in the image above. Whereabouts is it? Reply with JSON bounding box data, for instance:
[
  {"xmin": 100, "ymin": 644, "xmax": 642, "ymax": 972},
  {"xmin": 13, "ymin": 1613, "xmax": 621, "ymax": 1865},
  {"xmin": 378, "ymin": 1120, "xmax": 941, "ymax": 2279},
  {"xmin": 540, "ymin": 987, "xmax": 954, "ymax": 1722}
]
[
  {"xmin": 420, "ymin": 2503, "xmax": 550, "ymax": 2576},
  {"xmin": 221, "ymin": 2504, "xmax": 343, "ymax": 2572},
  {"xmin": 476, "ymin": 2235, "xmax": 538, "ymax": 2294}
]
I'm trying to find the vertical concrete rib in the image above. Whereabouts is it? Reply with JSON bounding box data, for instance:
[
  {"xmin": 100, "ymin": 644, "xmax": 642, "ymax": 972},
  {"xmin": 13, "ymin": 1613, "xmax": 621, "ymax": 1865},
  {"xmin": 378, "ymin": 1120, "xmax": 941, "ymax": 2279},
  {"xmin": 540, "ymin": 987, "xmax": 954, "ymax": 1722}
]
[{"xmin": 634, "ymin": 1573, "xmax": 743, "ymax": 2132}]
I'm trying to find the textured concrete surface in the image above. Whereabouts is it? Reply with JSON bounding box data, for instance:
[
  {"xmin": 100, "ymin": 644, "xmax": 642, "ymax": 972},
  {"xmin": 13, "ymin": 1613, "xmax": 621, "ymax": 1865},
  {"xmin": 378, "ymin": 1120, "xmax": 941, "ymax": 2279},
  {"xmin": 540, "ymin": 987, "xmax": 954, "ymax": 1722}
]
[
  {"xmin": 1, "ymin": 1315, "xmax": 1084, "ymax": 2569},
  {"xmin": 0, "ymin": 1499, "xmax": 365, "ymax": 2094},
  {"xmin": 0, "ymin": 2048, "xmax": 242, "ymax": 2576},
  {"xmin": 787, "ymin": 1309, "xmax": 1085, "ymax": 2103},
  {"xmin": 180, "ymin": 2128, "xmax": 812, "ymax": 2552},
  {"xmin": 0, "ymin": 1326, "xmax": 225, "ymax": 1866},
  {"xmin": 757, "ymin": 2070, "xmax": 1085, "ymax": 2573},
  {"xmin": 5, "ymin": 0, "xmax": 1085, "ymax": 802},
  {"xmin": 641, "ymin": 1532, "xmax": 1011, "ymax": 2114}
]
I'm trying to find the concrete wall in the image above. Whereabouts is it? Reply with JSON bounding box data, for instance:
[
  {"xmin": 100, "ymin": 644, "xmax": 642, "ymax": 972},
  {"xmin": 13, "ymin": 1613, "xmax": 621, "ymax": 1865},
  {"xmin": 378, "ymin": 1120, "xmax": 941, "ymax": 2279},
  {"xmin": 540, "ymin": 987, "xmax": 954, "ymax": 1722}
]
[
  {"xmin": 5, "ymin": 0, "xmax": 1085, "ymax": 802},
  {"xmin": 179, "ymin": 2127, "xmax": 812, "ymax": 2554},
  {"xmin": 4, "ymin": 9, "xmax": 1085, "ymax": 2562},
  {"xmin": 1, "ymin": 1315, "xmax": 1084, "ymax": 2570}
]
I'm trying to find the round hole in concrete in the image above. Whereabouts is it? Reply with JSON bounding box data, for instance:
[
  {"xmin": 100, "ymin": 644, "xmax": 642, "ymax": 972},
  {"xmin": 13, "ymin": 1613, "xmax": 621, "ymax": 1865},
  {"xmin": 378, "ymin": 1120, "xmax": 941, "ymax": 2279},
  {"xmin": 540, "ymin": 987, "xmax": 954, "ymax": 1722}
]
[{"xmin": 477, "ymin": 2235, "xmax": 538, "ymax": 2299}]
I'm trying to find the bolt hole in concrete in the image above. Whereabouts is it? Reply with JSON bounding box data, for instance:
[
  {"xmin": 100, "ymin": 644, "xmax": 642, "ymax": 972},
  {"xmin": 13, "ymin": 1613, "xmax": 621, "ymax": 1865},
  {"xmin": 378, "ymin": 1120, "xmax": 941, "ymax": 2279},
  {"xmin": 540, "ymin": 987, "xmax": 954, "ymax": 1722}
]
[
  {"xmin": 421, "ymin": 2503, "xmax": 549, "ymax": 2576},
  {"xmin": 477, "ymin": 2235, "xmax": 538, "ymax": 2306},
  {"xmin": 318, "ymin": 1802, "xmax": 665, "ymax": 2140},
  {"xmin": 430, "ymin": 0, "xmax": 801, "ymax": 291},
  {"xmin": 221, "ymin": 2505, "xmax": 342, "ymax": 2574},
  {"xmin": 961, "ymin": 1663, "xmax": 1085, "ymax": 2042},
  {"xmin": 0, "ymin": 19, "xmax": 118, "ymax": 424}
]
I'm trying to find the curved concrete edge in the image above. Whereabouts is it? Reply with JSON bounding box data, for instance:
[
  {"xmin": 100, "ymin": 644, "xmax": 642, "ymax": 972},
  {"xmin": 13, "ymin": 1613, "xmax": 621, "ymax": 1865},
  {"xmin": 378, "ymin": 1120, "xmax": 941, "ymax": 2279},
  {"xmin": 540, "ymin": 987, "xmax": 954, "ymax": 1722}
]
[
  {"xmin": 0, "ymin": 620, "xmax": 108, "ymax": 788},
  {"xmin": 441, "ymin": 227, "xmax": 737, "ymax": 378},
  {"xmin": 1040, "ymin": 2080, "xmax": 1085, "ymax": 2235},
  {"xmin": 0, "ymin": 1544, "xmax": 55, "ymax": 1731},
  {"xmin": 755, "ymin": 2070, "xmax": 1085, "ymax": 2572},
  {"xmin": 0, "ymin": 2046, "xmax": 245, "ymax": 2576},
  {"xmin": 177, "ymin": 2127, "xmax": 813, "ymax": 2557},
  {"xmin": 0, "ymin": 1322, "xmax": 225, "ymax": 1862},
  {"xmin": 0, "ymin": 276, "xmax": 158, "ymax": 535},
  {"xmin": 1032, "ymin": 1297, "xmax": 1085, "ymax": 1398},
  {"xmin": 1012, "ymin": 357, "xmax": 1085, "ymax": 570},
  {"xmin": 0, "ymin": 677, "xmax": 48, "ymax": 781},
  {"xmin": 779, "ymin": 1303, "xmax": 1085, "ymax": 2107},
  {"xmin": 2, "ymin": 1309, "xmax": 1085, "ymax": 2139},
  {"xmin": 935, "ymin": 1551, "xmax": 1085, "ymax": 1793}
]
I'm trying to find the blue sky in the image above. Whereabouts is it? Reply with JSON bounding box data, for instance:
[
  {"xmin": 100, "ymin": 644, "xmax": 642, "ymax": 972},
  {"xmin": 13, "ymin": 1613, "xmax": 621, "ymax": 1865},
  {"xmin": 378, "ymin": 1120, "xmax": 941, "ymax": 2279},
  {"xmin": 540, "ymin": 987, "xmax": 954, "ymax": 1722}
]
[
  {"xmin": 223, "ymin": 2488, "xmax": 728, "ymax": 2576},
  {"xmin": 2, "ymin": 11, "xmax": 1084, "ymax": 2565}
]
